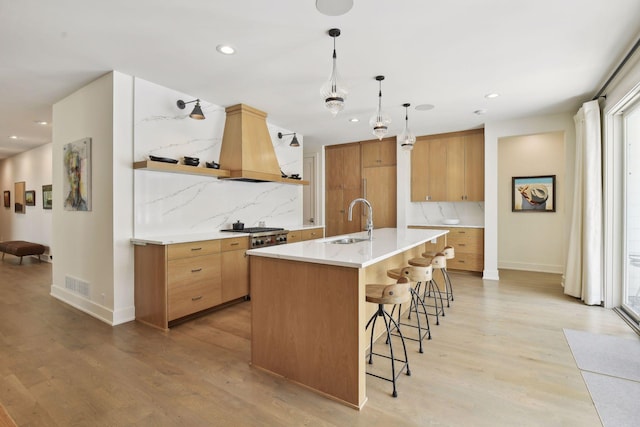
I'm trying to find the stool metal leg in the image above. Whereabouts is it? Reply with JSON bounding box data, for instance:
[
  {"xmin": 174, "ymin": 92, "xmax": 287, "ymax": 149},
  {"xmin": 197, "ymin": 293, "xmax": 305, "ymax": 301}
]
[{"xmin": 366, "ymin": 304, "xmax": 411, "ymax": 398}]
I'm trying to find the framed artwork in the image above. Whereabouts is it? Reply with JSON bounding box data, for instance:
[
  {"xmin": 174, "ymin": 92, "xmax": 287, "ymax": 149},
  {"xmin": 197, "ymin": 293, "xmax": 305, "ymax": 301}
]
[
  {"xmin": 512, "ymin": 175, "xmax": 556, "ymax": 212},
  {"xmin": 63, "ymin": 137, "xmax": 91, "ymax": 211},
  {"xmin": 3, "ymin": 191, "xmax": 9, "ymax": 208},
  {"xmin": 42, "ymin": 184, "xmax": 52, "ymax": 209},
  {"xmin": 25, "ymin": 190, "xmax": 35, "ymax": 206},
  {"xmin": 14, "ymin": 181, "xmax": 25, "ymax": 214}
]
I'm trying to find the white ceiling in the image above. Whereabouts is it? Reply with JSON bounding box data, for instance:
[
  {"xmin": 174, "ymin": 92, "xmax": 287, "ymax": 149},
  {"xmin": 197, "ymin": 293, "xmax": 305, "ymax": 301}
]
[{"xmin": 1, "ymin": 0, "xmax": 640, "ymax": 159}]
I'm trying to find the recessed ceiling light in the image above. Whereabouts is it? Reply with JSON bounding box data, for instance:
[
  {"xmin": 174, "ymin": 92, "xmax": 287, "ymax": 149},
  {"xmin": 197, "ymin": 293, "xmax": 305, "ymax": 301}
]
[
  {"xmin": 349, "ymin": 117, "xmax": 359, "ymax": 123},
  {"xmin": 316, "ymin": 0, "xmax": 354, "ymax": 16},
  {"xmin": 485, "ymin": 93, "xmax": 499, "ymax": 99},
  {"xmin": 35, "ymin": 120, "xmax": 48, "ymax": 125},
  {"xmin": 415, "ymin": 104, "xmax": 435, "ymax": 111},
  {"xmin": 216, "ymin": 44, "xmax": 235, "ymax": 55},
  {"xmin": 474, "ymin": 109, "xmax": 487, "ymax": 115},
  {"xmin": 9, "ymin": 135, "xmax": 18, "ymax": 139}
]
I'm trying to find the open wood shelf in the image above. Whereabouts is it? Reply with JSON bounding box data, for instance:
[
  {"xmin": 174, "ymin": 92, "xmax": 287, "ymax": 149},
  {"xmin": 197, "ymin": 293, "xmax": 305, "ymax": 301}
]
[{"xmin": 134, "ymin": 160, "xmax": 308, "ymax": 185}]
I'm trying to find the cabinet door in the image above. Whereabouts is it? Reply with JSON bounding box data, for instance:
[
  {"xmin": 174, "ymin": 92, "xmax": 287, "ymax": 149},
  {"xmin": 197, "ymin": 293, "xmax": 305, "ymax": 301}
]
[
  {"xmin": 287, "ymin": 230, "xmax": 302, "ymax": 243},
  {"xmin": 411, "ymin": 138, "xmax": 447, "ymax": 202},
  {"xmin": 363, "ymin": 165, "xmax": 396, "ymax": 229},
  {"xmin": 361, "ymin": 138, "xmax": 396, "ymax": 167},
  {"xmin": 325, "ymin": 144, "xmax": 361, "ymax": 237},
  {"xmin": 221, "ymin": 249, "xmax": 249, "ymax": 301},
  {"xmin": 446, "ymin": 137, "xmax": 466, "ymax": 201},
  {"xmin": 464, "ymin": 132, "xmax": 484, "ymax": 201}
]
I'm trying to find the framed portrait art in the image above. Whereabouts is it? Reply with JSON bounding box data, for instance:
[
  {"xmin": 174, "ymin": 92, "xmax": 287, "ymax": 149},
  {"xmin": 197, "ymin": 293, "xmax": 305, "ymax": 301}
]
[{"xmin": 512, "ymin": 175, "xmax": 556, "ymax": 212}]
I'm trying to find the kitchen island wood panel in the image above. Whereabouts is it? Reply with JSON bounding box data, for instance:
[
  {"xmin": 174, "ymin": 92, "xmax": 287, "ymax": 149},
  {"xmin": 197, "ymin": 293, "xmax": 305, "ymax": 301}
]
[{"xmin": 248, "ymin": 228, "xmax": 448, "ymax": 408}]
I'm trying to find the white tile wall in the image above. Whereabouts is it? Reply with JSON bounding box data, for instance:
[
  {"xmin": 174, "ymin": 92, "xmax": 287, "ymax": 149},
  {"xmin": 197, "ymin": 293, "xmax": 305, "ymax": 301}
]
[{"xmin": 133, "ymin": 78, "xmax": 303, "ymax": 237}]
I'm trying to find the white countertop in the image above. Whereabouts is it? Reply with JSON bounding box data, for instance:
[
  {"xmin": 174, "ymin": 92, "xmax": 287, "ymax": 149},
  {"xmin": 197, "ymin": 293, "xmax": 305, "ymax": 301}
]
[
  {"xmin": 246, "ymin": 227, "xmax": 448, "ymax": 268},
  {"xmin": 130, "ymin": 224, "xmax": 325, "ymax": 245},
  {"xmin": 409, "ymin": 223, "xmax": 484, "ymax": 229}
]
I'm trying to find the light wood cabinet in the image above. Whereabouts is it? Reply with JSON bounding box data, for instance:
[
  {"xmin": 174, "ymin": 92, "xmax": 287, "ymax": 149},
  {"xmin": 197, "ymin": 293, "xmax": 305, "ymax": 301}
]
[
  {"xmin": 410, "ymin": 226, "xmax": 484, "ymax": 273},
  {"xmin": 301, "ymin": 227, "xmax": 324, "ymax": 240},
  {"xmin": 287, "ymin": 230, "xmax": 302, "ymax": 243},
  {"xmin": 325, "ymin": 143, "xmax": 362, "ymax": 237},
  {"xmin": 362, "ymin": 166, "xmax": 397, "ymax": 228},
  {"xmin": 134, "ymin": 237, "xmax": 249, "ymax": 330},
  {"xmin": 361, "ymin": 138, "xmax": 396, "ymax": 167},
  {"xmin": 411, "ymin": 129, "xmax": 484, "ymax": 202},
  {"xmin": 220, "ymin": 237, "xmax": 249, "ymax": 302}
]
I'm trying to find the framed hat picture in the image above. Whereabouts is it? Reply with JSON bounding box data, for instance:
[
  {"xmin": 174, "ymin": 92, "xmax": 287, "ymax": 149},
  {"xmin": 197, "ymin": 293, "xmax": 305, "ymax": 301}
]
[{"xmin": 512, "ymin": 175, "xmax": 556, "ymax": 212}]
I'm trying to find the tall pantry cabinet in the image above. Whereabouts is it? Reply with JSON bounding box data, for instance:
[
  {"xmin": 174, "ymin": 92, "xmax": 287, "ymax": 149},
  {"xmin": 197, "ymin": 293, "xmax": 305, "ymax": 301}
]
[{"xmin": 325, "ymin": 138, "xmax": 397, "ymax": 237}]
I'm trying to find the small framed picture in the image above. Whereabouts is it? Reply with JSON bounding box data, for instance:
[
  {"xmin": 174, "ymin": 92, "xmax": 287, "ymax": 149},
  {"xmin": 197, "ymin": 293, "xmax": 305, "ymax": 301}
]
[
  {"xmin": 3, "ymin": 191, "xmax": 9, "ymax": 208},
  {"xmin": 512, "ymin": 175, "xmax": 556, "ymax": 212},
  {"xmin": 25, "ymin": 190, "xmax": 36, "ymax": 206},
  {"xmin": 42, "ymin": 185, "xmax": 52, "ymax": 209}
]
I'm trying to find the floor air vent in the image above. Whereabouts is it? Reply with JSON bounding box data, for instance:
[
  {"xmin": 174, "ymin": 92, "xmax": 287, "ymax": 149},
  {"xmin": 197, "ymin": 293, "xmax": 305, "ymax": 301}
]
[{"xmin": 65, "ymin": 275, "xmax": 90, "ymax": 297}]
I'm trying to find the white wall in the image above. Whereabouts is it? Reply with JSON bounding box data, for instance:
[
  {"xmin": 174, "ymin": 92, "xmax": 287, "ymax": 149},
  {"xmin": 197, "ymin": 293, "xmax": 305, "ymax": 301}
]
[
  {"xmin": 498, "ymin": 131, "xmax": 565, "ymax": 273},
  {"xmin": 0, "ymin": 143, "xmax": 53, "ymax": 258},
  {"xmin": 51, "ymin": 72, "xmax": 135, "ymax": 326},
  {"xmin": 484, "ymin": 113, "xmax": 576, "ymax": 280},
  {"xmin": 133, "ymin": 78, "xmax": 303, "ymax": 236}
]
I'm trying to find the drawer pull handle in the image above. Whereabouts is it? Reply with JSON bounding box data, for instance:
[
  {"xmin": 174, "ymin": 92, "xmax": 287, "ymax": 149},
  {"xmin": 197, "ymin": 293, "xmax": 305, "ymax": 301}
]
[
  {"xmin": 459, "ymin": 244, "xmax": 466, "ymax": 247},
  {"xmin": 459, "ymin": 260, "xmax": 465, "ymax": 263},
  {"xmin": 191, "ymin": 247, "xmax": 202, "ymax": 251},
  {"xmin": 230, "ymin": 242, "xmax": 240, "ymax": 246},
  {"xmin": 191, "ymin": 268, "xmax": 203, "ymax": 273},
  {"xmin": 192, "ymin": 295, "xmax": 203, "ymax": 301}
]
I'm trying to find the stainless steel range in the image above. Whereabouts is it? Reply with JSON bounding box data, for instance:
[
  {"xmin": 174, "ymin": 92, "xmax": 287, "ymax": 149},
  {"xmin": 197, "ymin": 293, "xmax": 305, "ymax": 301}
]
[{"xmin": 221, "ymin": 227, "xmax": 289, "ymax": 248}]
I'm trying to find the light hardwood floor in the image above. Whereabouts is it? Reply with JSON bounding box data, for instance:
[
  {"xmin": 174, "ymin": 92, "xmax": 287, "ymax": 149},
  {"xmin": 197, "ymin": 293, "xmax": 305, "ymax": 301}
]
[{"xmin": 0, "ymin": 256, "xmax": 636, "ymax": 426}]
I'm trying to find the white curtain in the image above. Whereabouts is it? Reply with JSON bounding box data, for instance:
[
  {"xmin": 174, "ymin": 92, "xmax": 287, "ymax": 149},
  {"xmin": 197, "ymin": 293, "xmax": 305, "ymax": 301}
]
[{"xmin": 563, "ymin": 100, "xmax": 603, "ymax": 304}]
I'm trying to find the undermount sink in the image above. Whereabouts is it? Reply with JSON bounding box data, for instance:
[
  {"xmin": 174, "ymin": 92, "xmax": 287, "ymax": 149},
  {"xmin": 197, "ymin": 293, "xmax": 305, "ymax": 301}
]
[{"xmin": 328, "ymin": 237, "xmax": 369, "ymax": 244}]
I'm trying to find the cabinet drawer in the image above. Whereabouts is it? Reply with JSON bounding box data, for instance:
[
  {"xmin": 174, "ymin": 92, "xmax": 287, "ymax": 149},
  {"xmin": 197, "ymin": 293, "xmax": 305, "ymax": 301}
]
[
  {"xmin": 168, "ymin": 240, "xmax": 220, "ymax": 260},
  {"xmin": 287, "ymin": 231, "xmax": 301, "ymax": 243},
  {"xmin": 447, "ymin": 253, "xmax": 483, "ymax": 272},
  {"xmin": 301, "ymin": 228, "xmax": 324, "ymax": 241},
  {"xmin": 447, "ymin": 228, "xmax": 483, "ymax": 252},
  {"xmin": 220, "ymin": 237, "xmax": 248, "ymax": 252},
  {"xmin": 168, "ymin": 253, "xmax": 221, "ymax": 320}
]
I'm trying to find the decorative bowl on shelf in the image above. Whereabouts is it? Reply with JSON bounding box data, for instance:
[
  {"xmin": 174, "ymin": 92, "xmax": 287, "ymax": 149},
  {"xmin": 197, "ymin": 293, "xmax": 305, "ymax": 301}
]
[
  {"xmin": 149, "ymin": 155, "xmax": 178, "ymax": 164},
  {"xmin": 442, "ymin": 218, "xmax": 460, "ymax": 225}
]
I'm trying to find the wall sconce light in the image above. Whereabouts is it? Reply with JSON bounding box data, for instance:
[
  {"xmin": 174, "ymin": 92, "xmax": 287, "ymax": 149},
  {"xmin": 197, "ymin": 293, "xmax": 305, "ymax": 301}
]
[
  {"xmin": 177, "ymin": 99, "xmax": 205, "ymax": 120},
  {"xmin": 278, "ymin": 132, "xmax": 300, "ymax": 147}
]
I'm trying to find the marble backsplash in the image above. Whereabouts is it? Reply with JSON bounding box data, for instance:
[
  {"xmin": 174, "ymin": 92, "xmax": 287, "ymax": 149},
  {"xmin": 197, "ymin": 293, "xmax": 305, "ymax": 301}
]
[
  {"xmin": 133, "ymin": 77, "xmax": 303, "ymax": 237},
  {"xmin": 408, "ymin": 201, "xmax": 485, "ymax": 227}
]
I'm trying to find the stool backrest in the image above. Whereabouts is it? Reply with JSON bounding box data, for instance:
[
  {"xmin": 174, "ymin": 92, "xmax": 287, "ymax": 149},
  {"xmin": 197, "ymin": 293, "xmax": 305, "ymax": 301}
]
[
  {"xmin": 381, "ymin": 277, "xmax": 411, "ymax": 305},
  {"xmin": 431, "ymin": 252, "xmax": 447, "ymax": 269},
  {"xmin": 400, "ymin": 265, "xmax": 432, "ymax": 282},
  {"xmin": 443, "ymin": 246, "xmax": 455, "ymax": 259}
]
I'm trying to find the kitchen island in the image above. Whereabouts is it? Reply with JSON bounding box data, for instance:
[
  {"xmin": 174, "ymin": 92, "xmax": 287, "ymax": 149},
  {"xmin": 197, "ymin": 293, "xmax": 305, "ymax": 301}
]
[{"xmin": 247, "ymin": 227, "xmax": 448, "ymax": 409}]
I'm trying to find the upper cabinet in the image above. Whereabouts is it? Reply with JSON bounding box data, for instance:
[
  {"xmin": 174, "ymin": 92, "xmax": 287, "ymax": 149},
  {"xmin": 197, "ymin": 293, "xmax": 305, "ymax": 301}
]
[
  {"xmin": 411, "ymin": 129, "xmax": 484, "ymax": 202},
  {"xmin": 361, "ymin": 138, "xmax": 396, "ymax": 167}
]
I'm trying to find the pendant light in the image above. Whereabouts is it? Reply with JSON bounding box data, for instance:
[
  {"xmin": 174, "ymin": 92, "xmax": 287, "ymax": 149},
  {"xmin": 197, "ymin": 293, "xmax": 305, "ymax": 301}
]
[
  {"xmin": 320, "ymin": 28, "xmax": 347, "ymax": 116},
  {"xmin": 399, "ymin": 103, "xmax": 416, "ymax": 151},
  {"xmin": 369, "ymin": 75, "xmax": 391, "ymax": 140}
]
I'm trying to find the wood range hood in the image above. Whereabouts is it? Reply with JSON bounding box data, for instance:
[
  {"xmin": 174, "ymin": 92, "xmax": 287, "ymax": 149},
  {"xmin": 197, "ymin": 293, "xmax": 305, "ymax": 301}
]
[{"xmin": 219, "ymin": 104, "xmax": 306, "ymax": 184}]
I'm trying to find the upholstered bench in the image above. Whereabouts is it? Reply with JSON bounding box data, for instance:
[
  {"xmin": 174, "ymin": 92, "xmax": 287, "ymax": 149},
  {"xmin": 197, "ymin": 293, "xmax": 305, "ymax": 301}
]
[{"xmin": 0, "ymin": 241, "xmax": 46, "ymax": 264}]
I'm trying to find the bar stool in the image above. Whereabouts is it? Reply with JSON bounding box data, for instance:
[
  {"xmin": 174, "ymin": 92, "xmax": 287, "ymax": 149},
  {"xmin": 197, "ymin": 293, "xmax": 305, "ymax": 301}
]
[
  {"xmin": 365, "ymin": 277, "xmax": 412, "ymax": 398},
  {"xmin": 386, "ymin": 266, "xmax": 432, "ymax": 353},
  {"xmin": 408, "ymin": 256, "xmax": 446, "ymax": 322},
  {"xmin": 423, "ymin": 246, "xmax": 455, "ymax": 307}
]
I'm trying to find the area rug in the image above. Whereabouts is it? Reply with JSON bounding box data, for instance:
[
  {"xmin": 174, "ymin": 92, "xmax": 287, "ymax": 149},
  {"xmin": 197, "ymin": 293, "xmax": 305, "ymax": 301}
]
[
  {"xmin": 564, "ymin": 329, "xmax": 640, "ymax": 427},
  {"xmin": 0, "ymin": 403, "xmax": 17, "ymax": 427}
]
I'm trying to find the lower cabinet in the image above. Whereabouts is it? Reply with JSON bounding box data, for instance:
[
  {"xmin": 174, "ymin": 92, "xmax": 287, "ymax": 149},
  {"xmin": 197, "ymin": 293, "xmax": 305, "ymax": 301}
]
[
  {"xmin": 287, "ymin": 227, "xmax": 324, "ymax": 243},
  {"xmin": 221, "ymin": 237, "xmax": 249, "ymax": 302},
  {"xmin": 135, "ymin": 237, "xmax": 248, "ymax": 330},
  {"xmin": 410, "ymin": 226, "xmax": 484, "ymax": 273}
]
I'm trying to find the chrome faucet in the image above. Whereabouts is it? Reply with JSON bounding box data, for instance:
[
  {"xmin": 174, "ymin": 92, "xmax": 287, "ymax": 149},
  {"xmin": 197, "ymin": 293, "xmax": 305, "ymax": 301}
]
[{"xmin": 348, "ymin": 198, "xmax": 373, "ymax": 240}]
